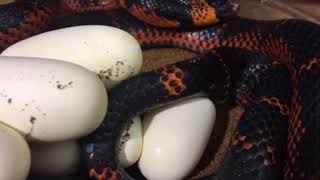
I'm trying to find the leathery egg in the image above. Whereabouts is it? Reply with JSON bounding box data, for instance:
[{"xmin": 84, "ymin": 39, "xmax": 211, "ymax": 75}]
[
  {"xmin": 139, "ymin": 97, "xmax": 216, "ymax": 180},
  {"xmin": 0, "ymin": 56, "xmax": 107, "ymax": 142},
  {"xmin": 119, "ymin": 116, "xmax": 143, "ymax": 168},
  {"xmin": 0, "ymin": 123, "xmax": 30, "ymax": 180},
  {"xmin": 2, "ymin": 25, "xmax": 143, "ymax": 90}
]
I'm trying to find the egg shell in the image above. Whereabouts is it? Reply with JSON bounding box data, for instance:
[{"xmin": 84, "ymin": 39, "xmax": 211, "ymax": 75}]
[
  {"xmin": 139, "ymin": 97, "xmax": 216, "ymax": 180},
  {"xmin": 30, "ymin": 140, "xmax": 81, "ymax": 176},
  {"xmin": 2, "ymin": 25, "xmax": 143, "ymax": 90},
  {"xmin": 0, "ymin": 123, "xmax": 31, "ymax": 180},
  {"xmin": 119, "ymin": 116, "xmax": 143, "ymax": 168},
  {"xmin": 0, "ymin": 56, "xmax": 107, "ymax": 142}
]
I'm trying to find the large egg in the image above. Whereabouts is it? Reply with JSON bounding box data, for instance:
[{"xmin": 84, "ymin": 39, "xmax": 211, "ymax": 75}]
[
  {"xmin": 2, "ymin": 25, "xmax": 143, "ymax": 90},
  {"xmin": 119, "ymin": 116, "xmax": 143, "ymax": 168},
  {"xmin": 30, "ymin": 140, "xmax": 81, "ymax": 176},
  {"xmin": 0, "ymin": 56, "xmax": 107, "ymax": 142},
  {"xmin": 0, "ymin": 123, "xmax": 30, "ymax": 180},
  {"xmin": 139, "ymin": 97, "xmax": 216, "ymax": 180}
]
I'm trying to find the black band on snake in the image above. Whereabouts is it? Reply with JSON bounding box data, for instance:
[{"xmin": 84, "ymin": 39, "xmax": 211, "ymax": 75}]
[{"xmin": 1, "ymin": 1, "xmax": 319, "ymax": 180}]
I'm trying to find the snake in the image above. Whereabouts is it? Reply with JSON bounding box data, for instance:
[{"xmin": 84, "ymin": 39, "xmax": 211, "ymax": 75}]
[{"xmin": 1, "ymin": 1, "xmax": 319, "ymax": 180}]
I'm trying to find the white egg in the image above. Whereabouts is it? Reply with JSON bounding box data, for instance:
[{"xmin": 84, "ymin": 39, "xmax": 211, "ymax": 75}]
[
  {"xmin": 2, "ymin": 25, "xmax": 143, "ymax": 90},
  {"xmin": 0, "ymin": 56, "xmax": 107, "ymax": 142},
  {"xmin": 139, "ymin": 97, "xmax": 216, "ymax": 180},
  {"xmin": 119, "ymin": 116, "xmax": 143, "ymax": 168},
  {"xmin": 0, "ymin": 123, "xmax": 30, "ymax": 180},
  {"xmin": 30, "ymin": 140, "xmax": 81, "ymax": 176}
]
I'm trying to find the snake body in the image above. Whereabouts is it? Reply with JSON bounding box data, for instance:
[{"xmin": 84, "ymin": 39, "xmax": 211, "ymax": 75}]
[{"xmin": 0, "ymin": 1, "xmax": 319, "ymax": 180}]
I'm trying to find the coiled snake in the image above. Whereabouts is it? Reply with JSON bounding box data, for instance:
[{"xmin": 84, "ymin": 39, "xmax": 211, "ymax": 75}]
[{"xmin": 0, "ymin": 1, "xmax": 319, "ymax": 180}]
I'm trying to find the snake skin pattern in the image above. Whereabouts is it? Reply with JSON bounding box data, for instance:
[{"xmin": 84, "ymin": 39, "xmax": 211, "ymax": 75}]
[{"xmin": 0, "ymin": 1, "xmax": 319, "ymax": 180}]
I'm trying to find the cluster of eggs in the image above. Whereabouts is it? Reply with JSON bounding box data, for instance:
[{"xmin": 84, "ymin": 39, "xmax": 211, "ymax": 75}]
[{"xmin": 0, "ymin": 25, "xmax": 216, "ymax": 180}]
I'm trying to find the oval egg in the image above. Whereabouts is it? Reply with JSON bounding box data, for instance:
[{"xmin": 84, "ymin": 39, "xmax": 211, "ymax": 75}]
[
  {"xmin": 0, "ymin": 56, "xmax": 107, "ymax": 142},
  {"xmin": 139, "ymin": 97, "xmax": 216, "ymax": 180},
  {"xmin": 119, "ymin": 116, "xmax": 143, "ymax": 168},
  {"xmin": 2, "ymin": 25, "xmax": 143, "ymax": 90},
  {"xmin": 0, "ymin": 123, "xmax": 30, "ymax": 180}
]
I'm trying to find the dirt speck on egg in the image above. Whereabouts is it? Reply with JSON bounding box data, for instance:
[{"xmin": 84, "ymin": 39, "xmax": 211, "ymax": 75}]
[
  {"xmin": 56, "ymin": 81, "xmax": 74, "ymax": 90},
  {"xmin": 99, "ymin": 68, "xmax": 112, "ymax": 80},
  {"xmin": 120, "ymin": 119, "xmax": 135, "ymax": 147},
  {"xmin": 30, "ymin": 116, "xmax": 36, "ymax": 124},
  {"xmin": 116, "ymin": 61, "xmax": 125, "ymax": 66},
  {"xmin": 99, "ymin": 60, "xmax": 136, "ymax": 81}
]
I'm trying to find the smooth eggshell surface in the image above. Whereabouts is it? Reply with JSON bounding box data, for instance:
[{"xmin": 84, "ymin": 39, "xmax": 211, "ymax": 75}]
[
  {"xmin": 30, "ymin": 140, "xmax": 81, "ymax": 176},
  {"xmin": 119, "ymin": 116, "xmax": 143, "ymax": 168},
  {"xmin": 2, "ymin": 25, "xmax": 143, "ymax": 90},
  {"xmin": 0, "ymin": 56, "xmax": 107, "ymax": 142},
  {"xmin": 139, "ymin": 97, "xmax": 216, "ymax": 180},
  {"xmin": 0, "ymin": 123, "xmax": 30, "ymax": 180}
]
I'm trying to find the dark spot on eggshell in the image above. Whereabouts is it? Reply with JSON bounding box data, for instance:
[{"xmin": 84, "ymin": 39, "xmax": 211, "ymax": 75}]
[
  {"xmin": 123, "ymin": 133, "xmax": 130, "ymax": 139},
  {"xmin": 116, "ymin": 61, "xmax": 125, "ymax": 66},
  {"xmin": 120, "ymin": 120, "xmax": 134, "ymax": 147},
  {"xmin": 100, "ymin": 68, "xmax": 112, "ymax": 80},
  {"xmin": 99, "ymin": 60, "xmax": 135, "ymax": 81},
  {"xmin": 57, "ymin": 84, "xmax": 64, "ymax": 89},
  {"xmin": 56, "ymin": 81, "xmax": 74, "ymax": 90},
  {"xmin": 30, "ymin": 116, "xmax": 36, "ymax": 124}
]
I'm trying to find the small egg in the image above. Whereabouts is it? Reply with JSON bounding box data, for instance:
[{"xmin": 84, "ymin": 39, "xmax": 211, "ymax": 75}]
[
  {"xmin": 119, "ymin": 116, "xmax": 143, "ymax": 168},
  {"xmin": 0, "ymin": 56, "xmax": 107, "ymax": 142},
  {"xmin": 2, "ymin": 25, "xmax": 143, "ymax": 90},
  {"xmin": 138, "ymin": 97, "xmax": 216, "ymax": 180},
  {"xmin": 0, "ymin": 123, "xmax": 30, "ymax": 180},
  {"xmin": 29, "ymin": 140, "xmax": 81, "ymax": 176}
]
